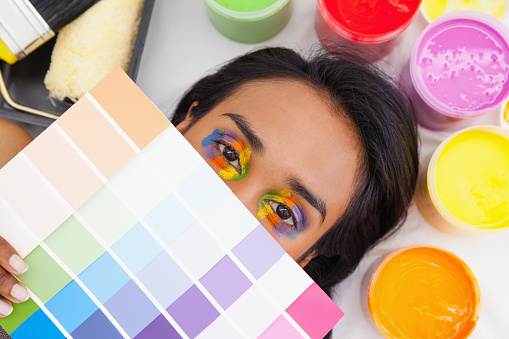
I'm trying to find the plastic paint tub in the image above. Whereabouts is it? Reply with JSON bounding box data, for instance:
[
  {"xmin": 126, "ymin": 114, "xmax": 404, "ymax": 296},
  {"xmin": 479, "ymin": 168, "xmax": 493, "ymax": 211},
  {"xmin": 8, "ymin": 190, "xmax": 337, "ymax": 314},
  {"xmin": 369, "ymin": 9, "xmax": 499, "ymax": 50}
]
[
  {"xmin": 415, "ymin": 125, "xmax": 509, "ymax": 234},
  {"xmin": 410, "ymin": 11, "xmax": 509, "ymax": 131},
  {"xmin": 204, "ymin": 0, "xmax": 292, "ymax": 43},
  {"xmin": 421, "ymin": 0, "xmax": 508, "ymax": 24},
  {"xmin": 316, "ymin": 0, "xmax": 421, "ymax": 60},
  {"xmin": 368, "ymin": 245, "xmax": 481, "ymax": 339},
  {"xmin": 500, "ymin": 98, "xmax": 509, "ymax": 128}
]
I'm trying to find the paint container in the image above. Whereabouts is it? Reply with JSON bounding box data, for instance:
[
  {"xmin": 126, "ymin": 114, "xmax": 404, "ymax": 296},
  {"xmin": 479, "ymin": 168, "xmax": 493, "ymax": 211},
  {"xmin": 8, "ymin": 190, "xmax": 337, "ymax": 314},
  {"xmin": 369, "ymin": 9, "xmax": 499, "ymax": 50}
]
[
  {"xmin": 415, "ymin": 125, "xmax": 509, "ymax": 234},
  {"xmin": 204, "ymin": 0, "xmax": 292, "ymax": 43},
  {"xmin": 500, "ymin": 98, "xmax": 509, "ymax": 129},
  {"xmin": 315, "ymin": 0, "xmax": 422, "ymax": 61},
  {"xmin": 368, "ymin": 245, "xmax": 481, "ymax": 339},
  {"xmin": 409, "ymin": 11, "xmax": 509, "ymax": 131},
  {"xmin": 420, "ymin": 0, "xmax": 508, "ymax": 24}
]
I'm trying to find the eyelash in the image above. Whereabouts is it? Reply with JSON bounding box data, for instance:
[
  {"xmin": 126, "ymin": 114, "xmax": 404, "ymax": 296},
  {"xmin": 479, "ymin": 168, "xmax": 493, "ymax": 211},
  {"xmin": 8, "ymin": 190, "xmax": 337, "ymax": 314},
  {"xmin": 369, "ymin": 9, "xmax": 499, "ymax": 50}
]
[
  {"xmin": 258, "ymin": 190, "xmax": 307, "ymax": 239},
  {"xmin": 267, "ymin": 200, "xmax": 297, "ymax": 226},
  {"xmin": 201, "ymin": 129, "xmax": 251, "ymax": 181},
  {"xmin": 216, "ymin": 141, "xmax": 241, "ymax": 172}
]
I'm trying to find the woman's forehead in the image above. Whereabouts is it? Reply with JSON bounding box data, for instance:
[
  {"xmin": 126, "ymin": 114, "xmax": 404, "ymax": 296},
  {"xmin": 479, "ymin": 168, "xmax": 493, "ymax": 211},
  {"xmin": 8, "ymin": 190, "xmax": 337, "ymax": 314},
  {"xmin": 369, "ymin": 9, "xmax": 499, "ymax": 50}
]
[{"xmin": 213, "ymin": 79, "xmax": 362, "ymax": 156}]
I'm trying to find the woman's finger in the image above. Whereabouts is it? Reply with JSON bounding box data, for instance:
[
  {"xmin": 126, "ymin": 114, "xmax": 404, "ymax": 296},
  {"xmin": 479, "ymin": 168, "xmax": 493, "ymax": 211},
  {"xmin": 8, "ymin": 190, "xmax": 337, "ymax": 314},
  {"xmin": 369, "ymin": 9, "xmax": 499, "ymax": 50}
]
[
  {"xmin": 0, "ymin": 297, "xmax": 13, "ymax": 318},
  {"xmin": 0, "ymin": 265, "xmax": 29, "ymax": 304},
  {"xmin": 0, "ymin": 236, "xmax": 28, "ymax": 276}
]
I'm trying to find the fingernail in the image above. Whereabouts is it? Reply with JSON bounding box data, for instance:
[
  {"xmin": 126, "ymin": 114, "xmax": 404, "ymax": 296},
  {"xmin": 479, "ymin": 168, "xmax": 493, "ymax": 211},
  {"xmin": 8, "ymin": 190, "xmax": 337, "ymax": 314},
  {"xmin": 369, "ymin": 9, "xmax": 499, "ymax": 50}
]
[
  {"xmin": 11, "ymin": 284, "xmax": 29, "ymax": 302},
  {"xmin": 9, "ymin": 255, "xmax": 28, "ymax": 274},
  {"xmin": 0, "ymin": 300, "xmax": 13, "ymax": 317}
]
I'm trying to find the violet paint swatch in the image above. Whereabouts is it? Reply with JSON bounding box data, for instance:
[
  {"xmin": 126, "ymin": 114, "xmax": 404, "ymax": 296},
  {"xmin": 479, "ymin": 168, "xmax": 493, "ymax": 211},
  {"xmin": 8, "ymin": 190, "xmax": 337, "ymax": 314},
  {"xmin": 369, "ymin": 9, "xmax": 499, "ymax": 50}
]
[{"xmin": 0, "ymin": 67, "xmax": 343, "ymax": 338}]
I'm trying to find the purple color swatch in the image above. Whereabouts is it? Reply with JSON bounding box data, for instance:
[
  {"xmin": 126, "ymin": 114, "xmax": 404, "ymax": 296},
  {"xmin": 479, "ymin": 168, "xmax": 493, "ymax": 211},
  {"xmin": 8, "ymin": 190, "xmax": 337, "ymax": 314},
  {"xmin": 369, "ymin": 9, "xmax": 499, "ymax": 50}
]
[
  {"xmin": 137, "ymin": 251, "xmax": 193, "ymax": 308},
  {"xmin": 71, "ymin": 309, "xmax": 124, "ymax": 339},
  {"xmin": 134, "ymin": 314, "xmax": 182, "ymax": 339},
  {"xmin": 200, "ymin": 255, "xmax": 252, "ymax": 309},
  {"xmin": 104, "ymin": 280, "xmax": 159, "ymax": 337},
  {"xmin": 167, "ymin": 285, "xmax": 220, "ymax": 338},
  {"xmin": 232, "ymin": 225, "xmax": 285, "ymax": 279}
]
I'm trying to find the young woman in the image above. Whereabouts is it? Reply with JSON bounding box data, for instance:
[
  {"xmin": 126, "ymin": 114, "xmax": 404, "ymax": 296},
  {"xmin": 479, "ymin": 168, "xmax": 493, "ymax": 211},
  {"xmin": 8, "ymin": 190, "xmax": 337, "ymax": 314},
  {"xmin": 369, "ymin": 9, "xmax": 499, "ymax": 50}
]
[{"xmin": 0, "ymin": 46, "xmax": 418, "ymax": 336}]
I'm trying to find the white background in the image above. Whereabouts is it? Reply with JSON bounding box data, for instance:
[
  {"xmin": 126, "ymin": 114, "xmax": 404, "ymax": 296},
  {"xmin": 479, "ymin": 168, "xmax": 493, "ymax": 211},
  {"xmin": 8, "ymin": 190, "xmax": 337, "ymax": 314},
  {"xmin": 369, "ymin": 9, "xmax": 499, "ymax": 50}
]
[{"xmin": 121, "ymin": 1, "xmax": 508, "ymax": 338}]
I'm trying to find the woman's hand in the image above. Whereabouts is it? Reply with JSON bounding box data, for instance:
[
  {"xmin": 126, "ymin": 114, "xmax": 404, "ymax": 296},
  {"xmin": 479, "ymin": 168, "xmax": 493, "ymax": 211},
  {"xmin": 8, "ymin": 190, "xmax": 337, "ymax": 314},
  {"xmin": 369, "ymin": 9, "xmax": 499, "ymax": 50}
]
[{"xmin": 0, "ymin": 236, "xmax": 29, "ymax": 317}]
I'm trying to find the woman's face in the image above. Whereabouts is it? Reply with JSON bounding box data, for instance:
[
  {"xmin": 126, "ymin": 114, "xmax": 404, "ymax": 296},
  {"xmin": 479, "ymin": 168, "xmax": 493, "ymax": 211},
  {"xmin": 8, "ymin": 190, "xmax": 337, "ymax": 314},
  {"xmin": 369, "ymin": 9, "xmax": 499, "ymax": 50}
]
[{"xmin": 177, "ymin": 79, "xmax": 362, "ymax": 266}]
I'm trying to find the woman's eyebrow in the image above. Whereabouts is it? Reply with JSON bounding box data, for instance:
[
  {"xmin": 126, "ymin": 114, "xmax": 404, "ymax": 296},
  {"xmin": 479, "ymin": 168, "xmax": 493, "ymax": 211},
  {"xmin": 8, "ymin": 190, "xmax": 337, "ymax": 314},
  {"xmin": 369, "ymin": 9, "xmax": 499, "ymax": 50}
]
[
  {"xmin": 288, "ymin": 177, "xmax": 327, "ymax": 223},
  {"xmin": 222, "ymin": 113, "xmax": 264, "ymax": 153}
]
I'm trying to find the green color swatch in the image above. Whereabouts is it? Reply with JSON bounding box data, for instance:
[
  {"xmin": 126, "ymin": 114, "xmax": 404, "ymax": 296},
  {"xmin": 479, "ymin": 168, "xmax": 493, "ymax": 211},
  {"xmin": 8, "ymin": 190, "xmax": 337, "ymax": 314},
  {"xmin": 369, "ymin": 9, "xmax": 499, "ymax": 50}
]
[
  {"xmin": 17, "ymin": 246, "xmax": 72, "ymax": 304},
  {"xmin": 45, "ymin": 215, "xmax": 105, "ymax": 275},
  {"xmin": 0, "ymin": 298, "xmax": 39, "ymax": 333},
  {"xmin": 77, "ymin": 185, "xmax": 137, "ymax": 246},
  {"xmin": 214, "ymin": 0, "xmax": 278, "ymax": 12}
]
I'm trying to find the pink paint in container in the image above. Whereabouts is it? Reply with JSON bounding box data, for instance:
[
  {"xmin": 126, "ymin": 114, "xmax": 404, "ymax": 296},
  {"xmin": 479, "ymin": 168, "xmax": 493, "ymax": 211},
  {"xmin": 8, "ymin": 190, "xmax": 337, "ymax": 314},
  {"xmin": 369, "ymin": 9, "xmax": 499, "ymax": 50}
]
[{"xmin": 410, "ymin": 11, "xmax": 509, "ymax": 131}]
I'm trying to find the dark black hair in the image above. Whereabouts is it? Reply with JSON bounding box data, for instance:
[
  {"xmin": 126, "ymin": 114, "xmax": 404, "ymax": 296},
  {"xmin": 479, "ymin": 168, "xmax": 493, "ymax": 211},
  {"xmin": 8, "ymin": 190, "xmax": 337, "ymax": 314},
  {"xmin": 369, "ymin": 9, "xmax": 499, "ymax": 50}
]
[{"xmin": 171, "ymin": 45, "xmax": 418, "ymax": 299}]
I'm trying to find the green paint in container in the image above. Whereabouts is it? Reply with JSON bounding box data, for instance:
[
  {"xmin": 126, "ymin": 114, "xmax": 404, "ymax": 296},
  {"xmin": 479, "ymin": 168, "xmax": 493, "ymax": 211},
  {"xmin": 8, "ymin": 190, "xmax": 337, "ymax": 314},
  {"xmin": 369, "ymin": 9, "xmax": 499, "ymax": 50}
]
[{"xmin": 204, "ymin": 0, "xmax": 292, "ymax": 43}]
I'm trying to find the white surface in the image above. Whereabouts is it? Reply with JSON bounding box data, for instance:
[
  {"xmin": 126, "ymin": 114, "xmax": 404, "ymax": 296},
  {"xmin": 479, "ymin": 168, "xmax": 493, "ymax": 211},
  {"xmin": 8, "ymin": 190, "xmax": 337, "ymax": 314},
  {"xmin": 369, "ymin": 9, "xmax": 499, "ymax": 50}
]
[{"xmin": 136, "ymin": 1, "xmax": 509, "ymax": 338}]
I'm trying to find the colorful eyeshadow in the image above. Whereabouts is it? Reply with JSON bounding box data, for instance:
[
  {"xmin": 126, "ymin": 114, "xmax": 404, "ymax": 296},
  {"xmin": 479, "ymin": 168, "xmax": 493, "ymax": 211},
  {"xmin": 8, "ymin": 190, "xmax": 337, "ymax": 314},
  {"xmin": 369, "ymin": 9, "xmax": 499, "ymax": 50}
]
[
  {"xmin": 257, "ymin": 189, "xmax": 307, "ymax": 239},
  {"xmin": 201, "ymin": 129, "xmax": 251, "ymax": 181}
]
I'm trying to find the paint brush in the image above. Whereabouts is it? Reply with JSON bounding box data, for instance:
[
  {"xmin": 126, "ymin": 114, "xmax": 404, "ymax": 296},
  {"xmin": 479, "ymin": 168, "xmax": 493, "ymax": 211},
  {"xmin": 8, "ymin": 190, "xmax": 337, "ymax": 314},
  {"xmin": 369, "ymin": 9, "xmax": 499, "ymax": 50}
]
[{"xmin": 0, "ymin": 0, "xmax": 99, "ymax": 64}]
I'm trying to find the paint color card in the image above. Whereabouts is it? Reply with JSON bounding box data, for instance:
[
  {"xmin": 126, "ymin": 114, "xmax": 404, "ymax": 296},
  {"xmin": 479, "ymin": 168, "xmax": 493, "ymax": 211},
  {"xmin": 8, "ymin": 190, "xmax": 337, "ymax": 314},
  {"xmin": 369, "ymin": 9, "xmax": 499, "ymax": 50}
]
[{"xmin": 0, "ymin": 67, "xmax": 343, "ymax": 338}]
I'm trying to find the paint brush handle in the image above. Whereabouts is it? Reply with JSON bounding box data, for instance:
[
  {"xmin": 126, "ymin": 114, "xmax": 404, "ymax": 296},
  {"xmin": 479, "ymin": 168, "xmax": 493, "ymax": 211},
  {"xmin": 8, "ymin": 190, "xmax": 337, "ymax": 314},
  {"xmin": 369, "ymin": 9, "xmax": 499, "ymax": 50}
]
[
  {"xmin": 30, "ymin": 0, "xmax": 100, "ymax": 32},
  {"xmin": 0, "ymin": 0, "xmax": 99, "ymax": 64}
]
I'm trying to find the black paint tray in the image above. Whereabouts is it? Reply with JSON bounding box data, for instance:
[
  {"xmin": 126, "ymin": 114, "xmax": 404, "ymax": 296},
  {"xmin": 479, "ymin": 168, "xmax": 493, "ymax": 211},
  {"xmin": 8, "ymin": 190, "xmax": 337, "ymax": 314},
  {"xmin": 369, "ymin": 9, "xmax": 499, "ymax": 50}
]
[{"xmin": 0, "ymin": 0, "xmax": 155, "ymax": 127}]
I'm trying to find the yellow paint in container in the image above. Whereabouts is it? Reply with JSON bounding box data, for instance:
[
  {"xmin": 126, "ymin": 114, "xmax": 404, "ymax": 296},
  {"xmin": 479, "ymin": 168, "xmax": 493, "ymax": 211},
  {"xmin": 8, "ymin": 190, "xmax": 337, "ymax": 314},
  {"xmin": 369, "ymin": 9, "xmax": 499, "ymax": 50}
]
[
  {"xmin": 416, "ymin": 126, "xmax": 509, "ymax": 233},
  {"xmin": 368, "ymin": 245, "xmax": 481, "ymax": 339},
  {"xmin": 421, "ymin": 0, "xmax": 507, "ymax": 22},
  {"xmin": 435, "ymin": 130, "xmax": 509, "ymax": 228}
]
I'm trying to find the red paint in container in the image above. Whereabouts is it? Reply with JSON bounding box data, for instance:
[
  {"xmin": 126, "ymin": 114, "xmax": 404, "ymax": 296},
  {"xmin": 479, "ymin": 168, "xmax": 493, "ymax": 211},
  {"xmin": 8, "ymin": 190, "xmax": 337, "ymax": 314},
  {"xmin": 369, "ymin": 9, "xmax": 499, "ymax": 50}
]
[{"xmin": 316, "ymin": 0, "xmax": 421, "ymax": 59}]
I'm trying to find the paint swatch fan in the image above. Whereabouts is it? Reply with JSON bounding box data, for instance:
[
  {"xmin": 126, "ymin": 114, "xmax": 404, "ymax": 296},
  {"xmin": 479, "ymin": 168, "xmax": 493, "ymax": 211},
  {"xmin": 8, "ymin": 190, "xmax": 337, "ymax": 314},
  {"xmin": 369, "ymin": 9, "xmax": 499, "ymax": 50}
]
[{"xmin": 0, "ymin": 68, "xmax": 343, "ymax": 339}]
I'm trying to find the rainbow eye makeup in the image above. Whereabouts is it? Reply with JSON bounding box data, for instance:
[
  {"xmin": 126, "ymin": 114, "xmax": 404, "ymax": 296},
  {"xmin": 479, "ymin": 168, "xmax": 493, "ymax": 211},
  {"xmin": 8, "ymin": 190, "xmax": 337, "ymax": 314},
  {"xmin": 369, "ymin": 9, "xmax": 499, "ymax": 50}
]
[
  {"xmin": 257, "ymin": 189, "xmax": 307, "ymax": 239},
  {"xmin": 201, "ymin": 129, "xmax": 251, "ymax": 181}
]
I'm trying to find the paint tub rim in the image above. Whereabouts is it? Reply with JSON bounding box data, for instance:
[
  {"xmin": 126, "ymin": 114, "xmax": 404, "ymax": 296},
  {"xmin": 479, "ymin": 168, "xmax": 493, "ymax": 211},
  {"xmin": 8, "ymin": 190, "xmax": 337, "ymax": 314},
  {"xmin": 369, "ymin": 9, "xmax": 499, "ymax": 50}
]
[
  {"xmin": 204, "ymin": 0, "xmax": 292, "ymax": 43},
  {"xmin": 419, "ymin": 0, "xmax": 509, "ymax": 25},
  {"xmin": 316, "ymin": 0, "xmax": 422, "ymax": 44},
  {"xmin": 204, "ymin": 0, "xmax": 290, "ymax": 21},
  {"xmin": 499, "ymin": 98, "xmax": 509, "ymax": 129},
  {"xmin": 368, "ymin": 244, "xmax": 481, "ymax": 339},
  {"xmin": 410, "ymin": 10, "xmax": 509, "ymax": 119},
  {"xmin": 424, "ymin": 125, "xmax": 509, "ymax": 233}
]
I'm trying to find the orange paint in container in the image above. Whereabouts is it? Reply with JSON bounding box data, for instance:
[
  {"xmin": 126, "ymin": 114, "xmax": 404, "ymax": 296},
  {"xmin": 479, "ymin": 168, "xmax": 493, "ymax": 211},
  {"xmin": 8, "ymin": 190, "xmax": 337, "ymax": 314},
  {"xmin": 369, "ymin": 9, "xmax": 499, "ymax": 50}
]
[{"xmin": 368, "ymin": 246, "xmax": 481, "ymax": 338}]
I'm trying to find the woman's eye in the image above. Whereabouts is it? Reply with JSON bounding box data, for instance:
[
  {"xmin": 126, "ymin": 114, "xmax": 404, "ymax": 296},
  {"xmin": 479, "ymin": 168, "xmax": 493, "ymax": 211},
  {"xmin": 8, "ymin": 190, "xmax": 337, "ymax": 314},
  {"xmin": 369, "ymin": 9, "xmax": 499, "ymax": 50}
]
[
  {"xmin": 268, "ymin": 200, "xmax": 295, "ymax": 226},
  {"xmin": 218, "ymin": 143, "xmax": 240, "ymax": 171},
  {"xmin": 201, "ymin": 129, "xmax": 251, "ymax": 181},
  {"xmin": 257, "ymin": 189, "xmax": 307, "ymax": 239}
]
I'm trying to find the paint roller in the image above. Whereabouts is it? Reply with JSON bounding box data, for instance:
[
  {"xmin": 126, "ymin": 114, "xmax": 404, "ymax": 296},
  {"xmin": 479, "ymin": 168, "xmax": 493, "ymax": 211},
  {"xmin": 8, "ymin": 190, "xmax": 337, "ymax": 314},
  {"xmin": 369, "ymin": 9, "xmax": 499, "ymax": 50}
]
[{"xmin": 44, "ymin": 0, "xmax": 146, "ymax": 102}]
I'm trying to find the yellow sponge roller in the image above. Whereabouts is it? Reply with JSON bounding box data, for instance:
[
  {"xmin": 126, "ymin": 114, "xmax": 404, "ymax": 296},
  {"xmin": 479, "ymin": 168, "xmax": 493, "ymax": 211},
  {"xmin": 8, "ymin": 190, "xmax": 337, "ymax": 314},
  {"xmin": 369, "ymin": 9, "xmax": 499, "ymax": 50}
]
[{"xmin": 44, "ymin": 0, "xmax": 145, "ymax": 101}]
